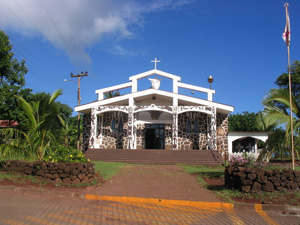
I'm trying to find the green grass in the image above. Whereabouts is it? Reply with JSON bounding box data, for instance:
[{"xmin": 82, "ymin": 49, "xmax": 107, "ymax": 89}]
[
  {"xmin": 178, "ymin": 164, "xmax": 224, "ymax": 173},
  {"xmin": 0, "ymin": 171, "xmax": 47, "ymax": 185},
  {"xmin": 214, "ymin": 189, "xmax": 243, "ymax": 203},
  {"xmin": 178, "ymin": 164, "xmax": 224, "ymax": 179},
  {"xmin": 0, "ymin": 171, "xmax": 21, "ymax": 181},
  {"xmin": 93, "ymin": 161, "xmax": 132, "ymax": 181},
  {"xmin": 262, "ymin": 166, "xmax": 300, "ymax": 171}
]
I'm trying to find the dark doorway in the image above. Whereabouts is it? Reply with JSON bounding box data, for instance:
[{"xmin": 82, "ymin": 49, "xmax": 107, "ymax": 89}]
[{"xmin": 145, "ymin": 124, "xmax": 165, "ymax": 149}]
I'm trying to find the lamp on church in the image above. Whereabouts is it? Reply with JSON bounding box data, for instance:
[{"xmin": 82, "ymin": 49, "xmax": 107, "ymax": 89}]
[{"xmin": 208, "ymin": 75, "xmax": 214, "ymax": 89}]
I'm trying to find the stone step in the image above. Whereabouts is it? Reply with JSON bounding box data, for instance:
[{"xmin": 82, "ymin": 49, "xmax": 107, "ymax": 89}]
[{"xmin": 85, "ymin": 149, "xmax": 223, "ymax": 165}]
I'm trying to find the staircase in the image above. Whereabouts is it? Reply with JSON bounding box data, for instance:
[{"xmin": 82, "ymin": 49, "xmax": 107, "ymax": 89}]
[{"xmin": 85, "ymin": 149, "xmax": 223, "ymax": 166}]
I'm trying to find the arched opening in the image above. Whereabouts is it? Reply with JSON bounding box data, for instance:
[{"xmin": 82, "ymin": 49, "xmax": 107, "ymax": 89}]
[{"xmin": 232, "ymin": 137, "xmax": 256, "ymax": 153}]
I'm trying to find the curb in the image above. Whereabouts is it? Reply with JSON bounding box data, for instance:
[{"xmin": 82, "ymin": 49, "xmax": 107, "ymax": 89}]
[
  {"xmin": 1, "ymin": 185, "xmax": 299, "ymax": 213},
  {"xmin": 85, "ymin": 194, "xmax": 234, "ymax": 209},
  {"xmin": 85, "ymin": 193, "xmax": 299, "ymax": 213}
]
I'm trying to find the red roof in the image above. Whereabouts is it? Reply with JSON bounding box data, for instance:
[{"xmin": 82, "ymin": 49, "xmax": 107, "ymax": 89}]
[{"xmin": 0, "ymin": 120, "xmax": 19, "ymax": 127}]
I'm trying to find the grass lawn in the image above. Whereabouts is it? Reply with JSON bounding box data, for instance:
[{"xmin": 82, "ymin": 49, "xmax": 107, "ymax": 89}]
[
  {"xmin": 0, "ymin": 171, "xmax": 20, "ymax": 181},
  {"xmin": 178, "ymin": 164, "xmax": 225, "ymax": 187},
  {"xmin": 93, "ymin": 161, "xmax": 133, "ymax": 181},
  {"xmin": 0, "ymin": 171, "xmax": 48, "ymax": 185}
]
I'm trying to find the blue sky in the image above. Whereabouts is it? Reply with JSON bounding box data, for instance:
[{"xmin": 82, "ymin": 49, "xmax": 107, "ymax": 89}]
[{"xmin": 1, "ymin": 0, "xmax": 299, "ymax": 115}]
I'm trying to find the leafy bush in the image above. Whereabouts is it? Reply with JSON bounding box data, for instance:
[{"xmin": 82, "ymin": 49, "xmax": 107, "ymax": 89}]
[
  {"xmin": 229, "ymin": 153, "xmax": 263, "ymax": 168},
  {"xmin": 44, "ymin": 146, "xmax": 89, "ymax": 163}
]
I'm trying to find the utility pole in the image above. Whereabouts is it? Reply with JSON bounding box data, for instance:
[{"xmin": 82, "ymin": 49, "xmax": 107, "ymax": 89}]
[{"xmin": 71, "ymin": 71, "xmax": 88, "ymax": 150}]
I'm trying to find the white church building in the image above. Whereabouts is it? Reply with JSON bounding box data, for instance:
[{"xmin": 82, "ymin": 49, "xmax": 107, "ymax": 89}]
[{"xmin": 75, "ymin": 59, "xmax": 237, "ymax": 157}]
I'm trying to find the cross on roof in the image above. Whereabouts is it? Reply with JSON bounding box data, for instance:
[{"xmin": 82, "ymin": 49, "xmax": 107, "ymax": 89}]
[{"xmin": 151, "ymin": 58, "xmax": 161, "ymax": 70}]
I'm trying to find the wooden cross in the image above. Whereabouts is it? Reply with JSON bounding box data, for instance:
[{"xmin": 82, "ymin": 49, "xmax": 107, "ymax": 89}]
[{"xmin": 151, "ymin": 58, "xmax": 161, "ymax": 70}]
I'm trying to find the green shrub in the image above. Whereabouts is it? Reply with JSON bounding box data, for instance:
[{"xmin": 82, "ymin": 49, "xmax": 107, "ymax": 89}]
[{"xmin": 44, "ymin": 145, "xmax": 89, "ymax": 163}]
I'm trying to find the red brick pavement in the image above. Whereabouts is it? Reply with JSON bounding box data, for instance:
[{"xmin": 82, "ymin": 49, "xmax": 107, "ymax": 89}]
[
  {"xmin": 94, "ymin": 165, "xmax": 222, "ymax": 202},
  {"xmin": 1, "ymin": 164, "xmax": 300, "ymax": 224},
  {"xmin": 0, "ymin": 189, "xmax": 299, "ymax": 225}
]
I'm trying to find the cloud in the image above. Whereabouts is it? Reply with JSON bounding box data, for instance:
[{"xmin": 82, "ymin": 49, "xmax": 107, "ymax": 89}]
[{"xmin": 0, "ymin": 0, "xmax": 190, "ymax": 64}]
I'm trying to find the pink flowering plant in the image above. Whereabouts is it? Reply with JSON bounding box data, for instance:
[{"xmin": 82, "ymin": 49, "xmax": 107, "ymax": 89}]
[{"xmin": 229, "ymin": 153, "xmax": 263, "ymax": 168}]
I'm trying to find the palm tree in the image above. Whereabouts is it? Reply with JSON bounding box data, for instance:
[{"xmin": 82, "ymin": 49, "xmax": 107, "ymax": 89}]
[
  {"xmin": 263, "ymin": 88, "xmax": 300, "ymax": 135},
  {"xmin": 104, "ymin": 90, "xmax": 120, "ymax": 99},
  {"xmin": 0, "ymin": 89, "xmax": 64, "ymax": 160},
  {"xmin": 259, "ymin": 88, "xmax": 300, "ymax": 160},
  {"xmin": 58, "ymin": 116, "xmax": 77, "ymax": 147}
]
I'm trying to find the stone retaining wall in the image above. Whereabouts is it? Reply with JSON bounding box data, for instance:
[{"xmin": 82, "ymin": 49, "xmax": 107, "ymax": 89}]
[
  {"xmin": 225, "ymin": 166, "xmax": 300, "ymax": 193},
  {"xmin": 0, "ymin": 160, "xmax": 95, "ymax": 185}
]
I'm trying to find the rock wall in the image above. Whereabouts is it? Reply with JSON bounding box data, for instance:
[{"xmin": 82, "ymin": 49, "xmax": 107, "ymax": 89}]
[
  {"xmin": 164, "ymin": 124, "xmax": 172, "ymax": 150},
  {"xmin": 217, "ymin": 113, "xmax": 228, "ymax": 154},
  {"xmin": 225, "ymin": 166, "xmax": 300, "ymax": 193},
  {"xmin": 0, "ymin": 160, "xmax": 95, "ymax": 185},
  {"xmin": 101, "ymin": 112, "xmax": 128, "ymax": 149},
  {"xmin": 178, "ymin": 112, "xmax": 207, "ymax": 150}
]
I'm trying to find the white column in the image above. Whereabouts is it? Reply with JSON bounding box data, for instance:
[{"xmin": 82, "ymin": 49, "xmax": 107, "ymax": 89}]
[
  {"xmin": 207, "ymin": 106, "xmax": 217, "ymax": 150},
  {"xmin": 173, "ymin": 79, "xmax": 178, "ymax": 94},
  {"xmin": 97, "ymin": 92, "xmax": 104, "ymax": 100},
  {"xmin": 208, "ymin": 92, "xmax": 213, "ymax": 101},
  {"xmin": 127, "ymin": 106, "xmax": 135, "ymax": 149},
  {"xmin": 99, "ymin": 115, "xmax": 103, "ymax": 147},
  {"xmin": 172, "ymin": 106, "xmax": 178, "ymax": 150},
  {"xmin": 132, "ymin": 79, "xmax": 137, "ymax": 92},
  {"xmin": 173, "ymin": 96, "xmax": 178, "ymax": 107},
  {"xmin": 89, "ymin": 107, "xmax": 97, "ymax": 149},
  {"xmin": 129, "ymin": 97, "xmax": 134, "ymax": 107}
]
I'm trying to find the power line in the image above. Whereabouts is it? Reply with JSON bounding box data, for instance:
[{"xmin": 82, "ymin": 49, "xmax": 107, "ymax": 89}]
[
  {"xmin": 2, "ymin": 1, "xmax": 71, "ymax": 89},
  {"xmin": 38, "ymin": 0, "xmax": 82, "ymax": 67},
  {"xmin": 13, "ymin": 0, "xmax": 71, "ymax": 72},
  {"xmin": 12, "ymin": 45, "xmax": 63, "ymax": 88}
]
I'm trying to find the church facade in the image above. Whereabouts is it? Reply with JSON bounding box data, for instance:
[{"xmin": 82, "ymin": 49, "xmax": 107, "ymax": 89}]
[{"xmin": 75, "ymin": 64, "xmax": 234, "ymax": 155}]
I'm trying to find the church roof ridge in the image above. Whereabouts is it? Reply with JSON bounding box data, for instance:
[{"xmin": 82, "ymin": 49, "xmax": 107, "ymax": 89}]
[{"xmin": 129, "ymin": 69, "xmax": 181, "ymax": 82}]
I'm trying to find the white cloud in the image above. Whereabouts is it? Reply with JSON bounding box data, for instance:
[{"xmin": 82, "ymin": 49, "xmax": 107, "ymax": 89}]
[{"xmin": 0, "ymin": 0, "xmax": 190, "ymax": 64}]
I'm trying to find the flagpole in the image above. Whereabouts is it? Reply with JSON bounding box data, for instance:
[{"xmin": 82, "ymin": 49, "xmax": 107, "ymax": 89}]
[{"xmin": 284, "ymin": 3, "xmax": 295, "ymax": 170}]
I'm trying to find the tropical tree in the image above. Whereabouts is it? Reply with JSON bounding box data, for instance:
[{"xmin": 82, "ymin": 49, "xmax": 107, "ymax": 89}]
[
  {"xmin": 260, "ymin": 88, "xmax": 300, "ymax": 160},
  {"xmin": 0, "ymin": 30, "xmax": 32, "ymax": 125},
  {"xmin": 59, "ymin": 115, "xmax": 78, "ymax": 147},
  {"xmin": 275, "ymin": 60, "xmax": 300, "ymax": 97},
  {"xmin": 257, "ymin": 128, "xmax": 288, "ymax": 161},
  {"xmin": 228, "ymin": 111, "xmax": 263, "ymax": 132},
  {"xmin": 21, "ymin": 91, "xmax": 73, "ymax": 131},
  {"xmin": 104, "ymin": 90, "xmax": 120, "ymax": 99},
  {"xmin": 0, "ymin": 89, "xmax": 65, "ymax": 160}
]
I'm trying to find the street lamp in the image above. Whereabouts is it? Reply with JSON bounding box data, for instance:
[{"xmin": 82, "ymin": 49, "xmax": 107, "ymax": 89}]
[{"xmin": 208, "ymin": 75, "xmax": 214, "ymax": 89}]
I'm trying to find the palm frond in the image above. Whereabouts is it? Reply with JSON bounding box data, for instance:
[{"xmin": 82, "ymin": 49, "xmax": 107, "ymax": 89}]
[{"xmin": 49, "ymin": 89, "xmax": 63, "ymax": 105}]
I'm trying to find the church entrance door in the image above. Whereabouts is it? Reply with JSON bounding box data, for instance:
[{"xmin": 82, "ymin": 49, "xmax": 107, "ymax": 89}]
[{"xmin": 145, "ymin": 124, "xmax": 165, "ymax": 149}]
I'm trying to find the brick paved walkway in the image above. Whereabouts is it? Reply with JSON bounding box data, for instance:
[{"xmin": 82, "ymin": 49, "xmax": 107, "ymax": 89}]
[
  {"xmin": 1, "ymin": 189, "xmax": 299, "ymax": 225},
  {"xmin": 94, "ymin": 164, "xmax": 221, "ymax": 201}
]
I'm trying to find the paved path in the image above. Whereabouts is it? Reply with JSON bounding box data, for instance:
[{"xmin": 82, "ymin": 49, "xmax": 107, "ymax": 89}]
[
  {"xmin": 94, "ymin": 165, "xmax": 221, "ymax": 202},
  {"xmin": 1, "ymin": 165, "xmax": 300, "ymax": 224},
  {"xmin": 1, "ymin": 189, "xmax": 299, "ymax": 225}
]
